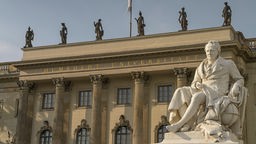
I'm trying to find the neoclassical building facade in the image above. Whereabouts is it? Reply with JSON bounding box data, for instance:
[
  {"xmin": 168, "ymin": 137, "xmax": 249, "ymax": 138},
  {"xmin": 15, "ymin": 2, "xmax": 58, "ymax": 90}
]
[{"xmin": 0, "ymin": 26, "xmax": 255, "ymax": 144}]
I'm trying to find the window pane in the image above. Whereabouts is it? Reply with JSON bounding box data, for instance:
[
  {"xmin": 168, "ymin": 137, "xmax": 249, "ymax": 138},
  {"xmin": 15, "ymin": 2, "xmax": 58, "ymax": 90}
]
[
  {"xmin": 115, "ymin": 126, "xmax": 131, "ymax": 144},
  {"xmin": 158, "ymin": 85, "xmax": 172, "ymax": 102},
  {"xmin": 79, "ymin": 90, "xmax": 92, "ymax": 107},
  {"xmin": 42, "ymin": 93, "xmax": 54, "ymax": 109},
  {"xmin": 157, "ymin": 125, "xmax": 168, "ymax": 142},
  {"xmin": 76, "ymin": 128, "xmax": 89, "ymax": 144},
  {"xmin": 117, "ymin": 88, "xmax": 131, "ymax": 105}
]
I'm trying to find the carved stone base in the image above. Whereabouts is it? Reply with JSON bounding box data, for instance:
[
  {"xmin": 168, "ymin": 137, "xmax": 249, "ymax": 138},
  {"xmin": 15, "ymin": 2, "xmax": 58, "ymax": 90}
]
[{"xmin": 159, "ymin": 131, "xmax": 243, "ymax": 144}]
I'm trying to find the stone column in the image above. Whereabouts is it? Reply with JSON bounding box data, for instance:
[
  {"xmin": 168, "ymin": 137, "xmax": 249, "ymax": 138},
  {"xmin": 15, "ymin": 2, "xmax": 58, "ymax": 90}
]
[
  {"xmin": 174, "ymin": 68, "xmax": 189, "ymax": 88},
  {"xmin": 52, "ymin": 77, "xmax": 70, "ymax": 144},
  {"xmin": 131, "ymin": 72, "xmax": 148, "ymax": 144},
  {"xmin": 89, "ymin": 75, "xmax": 104, "ymax": 144},
  {"xmin": 16, "ymin": 80, "xmax": 35, "ymax": 144}
]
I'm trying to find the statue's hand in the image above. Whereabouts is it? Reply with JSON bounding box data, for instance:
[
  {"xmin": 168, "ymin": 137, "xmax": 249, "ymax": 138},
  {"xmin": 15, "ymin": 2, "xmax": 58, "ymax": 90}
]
[
  {"xmin": 229, "ymin": 84, "xmax": 240, "ymax": 97},
  {"xmin": 195, "ymin": 82, "xmax": 203, "ymax": 90}
]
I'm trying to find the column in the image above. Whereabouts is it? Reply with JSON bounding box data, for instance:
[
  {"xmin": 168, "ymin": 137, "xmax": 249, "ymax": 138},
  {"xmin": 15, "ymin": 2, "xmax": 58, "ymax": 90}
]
[
  {"xmin": 131, "ymin": 72, "xmax": 148, "ymax": 144},
  {"xmin": 89, "ymin": 74, "xmax": 103, "ymax": 144},
  {"xmin": 16, "ymin": 80, "xmax": 35, "ymax": 144},
  {"xmin": 52, "ymin": 77, "xmax": 70, "ymax": 144},
  {"xmin": 173, "ymin": 68, "xmax": 189, "ymax": 88}
]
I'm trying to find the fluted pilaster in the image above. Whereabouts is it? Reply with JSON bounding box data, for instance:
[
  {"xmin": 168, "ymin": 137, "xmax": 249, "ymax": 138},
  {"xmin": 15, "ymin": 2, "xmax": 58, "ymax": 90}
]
[
  {"xmin": 131, "ymin": 71, "xmax": 148, "ymax": 144},
  {"xmin": 52, "ymin": 77, "xmax": 70, "ymax": 144},
  {"xmin": 89, "ymin": 74, "xmax": 104, "ymax": 144},
  {"xmin": 16, "ymin": 80, "xmax": 35, "ymax": 144}
]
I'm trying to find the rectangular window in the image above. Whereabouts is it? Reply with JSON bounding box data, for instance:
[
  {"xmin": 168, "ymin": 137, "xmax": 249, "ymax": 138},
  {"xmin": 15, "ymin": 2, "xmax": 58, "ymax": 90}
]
[
  {"xmin": 158, "ymin": 85, "xmax": 172, "ymax": 102},
  {"xmin": 78, "ymin": 90, "xmax": 92, "ymax": 107},
  {"xmin": 42, "ymin": 93, "xmax": 54, "ymax": 109},
  {"xmin": 117, "ymin": 88, "xmax": 131, "ymax": 105}
]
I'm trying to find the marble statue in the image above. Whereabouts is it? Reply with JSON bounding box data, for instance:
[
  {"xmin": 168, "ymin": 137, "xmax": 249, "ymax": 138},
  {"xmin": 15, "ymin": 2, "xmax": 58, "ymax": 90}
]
[
  {"xmin": 178, "ymin": 7, "xmax": 188, "ymax": 31},
  {"xmin": 135, "ymin": 11, "xmax": 145, "ymax": 36},
  {"xmin": 166, "ymin": 40, "xmax": 247, "ymax": 142},
  {"xmin": 222, "ymin": 2, "xmax": 232, "ymax": 26},
  {"xmin": 24, "ymin": 27, "xmax": 34, "ymax": 48},
  {"xmin": 94, "ymin": 19, "xmax": 104, "ymax": 40},
  {"xmin": 60, "ymin": 23, "xmax": 68, "ymax": 44}
]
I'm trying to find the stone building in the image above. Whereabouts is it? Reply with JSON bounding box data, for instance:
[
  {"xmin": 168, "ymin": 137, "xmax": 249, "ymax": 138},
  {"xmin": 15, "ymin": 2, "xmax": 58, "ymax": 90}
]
[{"xmin": 0, "ymin": 26, "xmax": 255, "ymax": 144}]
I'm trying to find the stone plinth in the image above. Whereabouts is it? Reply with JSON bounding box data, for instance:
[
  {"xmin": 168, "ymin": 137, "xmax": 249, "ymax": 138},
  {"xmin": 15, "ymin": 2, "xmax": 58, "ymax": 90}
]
[{"xmin": 159, "ymin": 131, "xmax": 243, "ymax": 144}]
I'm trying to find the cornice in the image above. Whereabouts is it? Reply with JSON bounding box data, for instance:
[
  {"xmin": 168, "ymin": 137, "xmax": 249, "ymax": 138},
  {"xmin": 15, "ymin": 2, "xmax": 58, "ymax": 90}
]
[
  {"xmin": 15, "ymin": 41, "xmax": 239, "ymax": 69},
  {"xmin": 22, "ymin": 26, "xmax": 235, "ymax": 52}
]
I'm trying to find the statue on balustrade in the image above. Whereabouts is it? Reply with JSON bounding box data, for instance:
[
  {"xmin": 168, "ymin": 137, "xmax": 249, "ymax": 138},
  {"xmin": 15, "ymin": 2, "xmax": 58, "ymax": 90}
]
[
  {"xmin": 178, "ymin": 7, "xmax": 188, "ymax": 31},
  {"xmin": 166, "ymin": 40, "xmax": 247, "ymax": 142},
  {"xmin": 135, "ymin": 11, "xmax": 145, "ymax": 36},
  {"xmin": 94, "ymin": 19, "xmax": 104, "ymax": 40},
  {"xmin": 60, "ymin": 23, "xmax": 68, "ymax": 44},
  {"xmin": 24, "ymin": 27, "xmax": 34, "ymax": 48},
  {"xmin": 222, "ymin": 2, "xmax": 232, "ymax": 26}
]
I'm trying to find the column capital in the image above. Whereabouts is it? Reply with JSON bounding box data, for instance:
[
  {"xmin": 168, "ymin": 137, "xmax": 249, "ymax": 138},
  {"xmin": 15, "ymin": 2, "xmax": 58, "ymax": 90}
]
[
  {"xmin": 131, "ymin": 71, "xmax": 149, "ymax": 82},
  {"xmin": 52, "ymin": 77, "xmax": 71, "ymax": 91},
  {"xmin": 17, "ymin": 80, "xmax": 36, "ymax": 92},
  {"xmin": 173, "ymin": 68, "xmax": 190, "ymax": 78},
  {"xmin": 90, "ymin": 74, "xmax": 104, "ymax": 84}
]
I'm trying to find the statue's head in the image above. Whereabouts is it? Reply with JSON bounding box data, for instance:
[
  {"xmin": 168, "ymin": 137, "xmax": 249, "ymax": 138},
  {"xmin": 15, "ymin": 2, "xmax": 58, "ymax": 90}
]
[
  {"xmin": 139, "ymin": 11, "xmax": 142, "ymax": 16},
  {"xmin": 99, "ymin": 19, "xmax": 101, "ymax": 22},
  {"xmin": 61, "ymin": 23, "xmax": 65, "ymax": 26},
  {"xmin": 182, "ymin": 7, "xmax": 185, "ymax": 11},
  {"xmin": 224, "ymin": 2, "xmax": 228, "ymax": 5},
  {"xmin": 205, "ymin": 40, "xmax": 221, "ymax": 61}
]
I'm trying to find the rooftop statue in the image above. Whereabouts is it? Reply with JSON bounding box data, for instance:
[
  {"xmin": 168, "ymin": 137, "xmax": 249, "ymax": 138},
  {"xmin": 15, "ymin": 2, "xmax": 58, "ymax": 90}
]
[
  {"xmin": 24, "ymin": 27, "xmax": 34, "ymax": 48},
  {"xmin": 135, "ymin": 11, "xmax": 145, "ymax": 36},
  {"xmin": 60, "ymin": 23, "xmax": 68, "ymax": 44},
  {"xmin": 178, "ymin": 7, "xmax": 188, "ymax": 31},
  {"xmin": 94, "ymin": 19, "xmax": 104, "ymax": 40},
  {"xmin": 166, "ymin": 40, "xmax": 247, "ymax": 142},
  {"xmin": 222, "ymin": 2, "xmax": 232, "ymax": 26}
]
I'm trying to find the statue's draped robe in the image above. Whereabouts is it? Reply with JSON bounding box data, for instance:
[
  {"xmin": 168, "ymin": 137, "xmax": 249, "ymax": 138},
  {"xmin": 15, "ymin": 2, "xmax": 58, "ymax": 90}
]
[{"xmin": 168, "ymin": 57, "xmax": 244, "ymax": 124}]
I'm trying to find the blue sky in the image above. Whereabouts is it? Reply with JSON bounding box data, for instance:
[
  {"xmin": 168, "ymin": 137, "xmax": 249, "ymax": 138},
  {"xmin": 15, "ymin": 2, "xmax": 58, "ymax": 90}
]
[{"xmin": 0, "ymin": 0, "xmax": 255, "ymax": 62}]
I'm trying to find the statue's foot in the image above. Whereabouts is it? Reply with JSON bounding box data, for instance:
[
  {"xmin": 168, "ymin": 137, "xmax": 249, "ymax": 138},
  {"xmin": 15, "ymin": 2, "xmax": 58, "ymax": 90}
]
[{"xmin": 166, "ymin": 124, "xmax": 180, "ymax": 132}]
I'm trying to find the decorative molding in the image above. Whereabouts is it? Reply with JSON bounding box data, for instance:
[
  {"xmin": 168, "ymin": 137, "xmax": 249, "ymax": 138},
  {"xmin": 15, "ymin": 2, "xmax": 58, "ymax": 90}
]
[
  {"xmin": 74, "ymin": 119, "xmax": 91, "ymax": 135},
  {"xmin": 37, "ymin": 121, "xmax": 53, "ymax": 136},
  {"xmin": 112, "ymin": 115, "xmax": 133, "ymax": 133},
  {"xmin": 16, "ymin": 80, "xmax": 36, "ymax": 92}
]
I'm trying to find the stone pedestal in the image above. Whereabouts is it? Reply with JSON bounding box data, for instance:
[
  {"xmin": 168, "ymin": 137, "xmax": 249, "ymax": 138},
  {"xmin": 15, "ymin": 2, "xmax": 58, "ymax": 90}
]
[{"xmin": 159, "ymin": 131, "xmax": 243, "ymax": 144}]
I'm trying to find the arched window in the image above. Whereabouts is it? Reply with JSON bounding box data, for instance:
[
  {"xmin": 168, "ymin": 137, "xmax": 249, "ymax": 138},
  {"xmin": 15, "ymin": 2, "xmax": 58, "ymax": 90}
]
[
  {"xmin": 74, "ymin": 119, "xmax": 91, "ymax": 144},
  {"xmin": 154, "ymin": 115, "xmax": 170, "ymax": 143},
  {"xmin": 115, "ymin": 126, "xmax": 131, "ymax": 144},
  {"xmin": 40, "ymin": 130, "xmax": 52, "ymax": 144},
  {"xmin": 157, "ymin": 125, "xmax": 168, "ymax": 143},
  {"xmin": 76, "ymin": 128, "xmax": 89, "ymax": 144},
  {"xmin": 112, "ymin": 115, "xmax": 133, "ymax": 144},
  {"xmin": 37, "ymin": 121, "xmax": 53, "ymax": 144}
]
